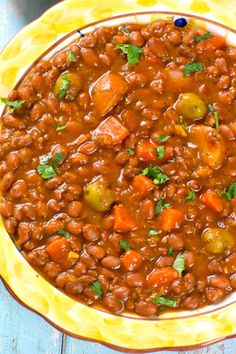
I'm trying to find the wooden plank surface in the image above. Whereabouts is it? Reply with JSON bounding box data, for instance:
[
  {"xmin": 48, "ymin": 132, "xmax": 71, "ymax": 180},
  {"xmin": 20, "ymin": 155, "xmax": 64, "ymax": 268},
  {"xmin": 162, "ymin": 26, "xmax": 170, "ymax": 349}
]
[{"xmin": 0, "ymin": 0, "xmax": 236, "ymax": 353}]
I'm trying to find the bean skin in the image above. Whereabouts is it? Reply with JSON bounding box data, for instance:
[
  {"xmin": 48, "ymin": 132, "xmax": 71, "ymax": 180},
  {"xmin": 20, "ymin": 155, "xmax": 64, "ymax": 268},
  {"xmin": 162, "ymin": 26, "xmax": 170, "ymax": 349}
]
[
  {"xmin": 87, "ymin": 245, "xmax": 106, "ymax": 259},
  {"xmin": 103, "ymin": 295, "xmax": 123, "ymax": 313},
  {"xmin": 44, "ymin": 262, "xmax": 61, "ymax": 278},
  {"xmin": 66, "ymin": 220, "xmax": 83, "ymax": 235},
  {"xmin": 73, "ymin": 262, "xmax": 87, "ymax": 276},
  {"xmin": 167, "ymin": 233, "xmax": 184, "ymax": 250},
  {"xmin": 82, "ymin": 224, "xmax": 100, "ymax": 241},
  {"xmin": 205, "ymin": 288, "xmax": 225, "ymax": 303},
  {"xmin": 44, "ymin": 219, "xmax": 65, "ymax": 235},
  {"xmin": 2, "ymin": 114, "xmax": 25, "ymax": 130},
  {"xmin": 6, "ymin": 152, "xmax": 21, "ymax": 170},
  {"xmin": 67, "ymin": 201, "xmax": 82, "ymax": 218},
  {"xmin": 101, "ymin": 256, "xmax": 121, "ymax": 269},
  {"xmin": 112, "ymin": 286, "xmax": 130, "ymax": 301},
  {"xmin": 182, "ymin": 294, "xmax": 199, "ymax": 309},
  {"xmin": 9, "ymin": 180, "xmax": 27, "ymax": 199},
  {"xmin": 1, "ymin": 172, "xmax": 15, "ymax": 192},
  {"xmin": 125, "ymin": 273, "xmax": 145, "ymax": 287},
  {"xmin": 135, "ymin": 301, "xmax": 157, "ymax": 316},
  {"xmin": 0, "ymin": 202, "xmax": 14, "ymax": 218},
  {"xmin": 208, "ymin": 275, "xmax": 230, "ymax": 289}
]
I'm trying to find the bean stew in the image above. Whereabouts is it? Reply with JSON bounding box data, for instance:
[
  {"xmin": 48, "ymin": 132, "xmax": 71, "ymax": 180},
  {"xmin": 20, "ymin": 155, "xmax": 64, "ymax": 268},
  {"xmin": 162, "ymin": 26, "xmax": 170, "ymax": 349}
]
[{"xmin": 1, "ymin": 18, "xmax": 236, "ymax": 317}]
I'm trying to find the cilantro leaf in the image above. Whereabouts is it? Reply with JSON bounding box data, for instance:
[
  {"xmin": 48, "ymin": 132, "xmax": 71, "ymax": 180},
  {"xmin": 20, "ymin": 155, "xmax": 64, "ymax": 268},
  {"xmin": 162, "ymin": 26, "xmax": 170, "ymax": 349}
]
[
  {"xmin": 37, "ymin": 154, "xmax": 56, "ymax": 180},
  {"xmin": 153, "ymin": 296, "xmax": 177, "ymax": 308},
  {"xmin": 167, "ymin": 247, "xmax": 174, "ymax": 255},
  {"xmin": 157, "ymin": 135, "xmax": 169, "ymax": 143},
  {"xmin": 155, "ymin": 199, "xmax": 171, "ymax": 214},
  {"xmin": 55, "ymin": 123, "xmax": 66, "ymax": 132},
  {"xmin": 225, "ymin": 183, "xmax": 236, "ymax": 200},
  {"xmin": 1, "ymin": 98, "xmax": 25, "ymax": 113},
  {"xmin": 208, "ymin": 104, "xmax": 220, "ymax": 131},
  {"xmin": 127, "ymin": 148, "xmax": 135, "ymax": 156},
  {"xmin": 183, "ymin": 61, "xmax": 203, "ymax": 76},
  {"xmin": 179, "ymin": 116, "xmax": 188, "ymax": 132},
  {"xmin": 155, "ymin": 146, "xmax": 166, "ymax": 159},
  {"xmin": 53, "ymin": 152, "xmax": 65, "ymax": 169},
  {"xmin": 193, "ymin": 32, "xmax": 213, "ymax": 43},
  {"xmin": 141, "ymin": 166, "xmax": 169, "ymax": 185},
  {"xmin": 215, "ymin": 189, "xmax": 222, "ymax": 197},
  {"xmin": 115, "ymin": 44, "xmax": 143, "ymax": 66},
  {"xmin": 173, "ymin": 253, "xmax": 186, "ymax": 275},
  {"xmin": 91, "ymin": 281, "xmax": 103, "ymax": 299},
  {"xmin": 185, "ymin": 190, "xmax": 196, "ymax": 201},
  {"xmin": 59, "ymin": 74, "xmax": 70, "ymax": 100},
  {"xmin": 120, "ymin": 239, "xmax": 130, "ymax": 252},
  {"xmin": 149, "ymin": 229, "xmax": 161, "ymax": 237},
  {"xmin": 68, "ymin": 51, "xmax": 78, "ymax": 62},
  {"xmin": 120, "ymin": 25, "xmax": 131, "ymax": 35},
  {"xmin": 58, "ymin": 229, "xmax": 70, "ymax": 239}
]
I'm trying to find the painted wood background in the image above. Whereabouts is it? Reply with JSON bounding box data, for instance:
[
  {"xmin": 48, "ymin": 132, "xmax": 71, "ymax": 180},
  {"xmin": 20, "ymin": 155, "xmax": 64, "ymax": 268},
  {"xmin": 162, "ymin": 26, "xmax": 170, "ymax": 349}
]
[{"xmin": 0, "ymin": 0, "xmax": 235, "ymax": 353}]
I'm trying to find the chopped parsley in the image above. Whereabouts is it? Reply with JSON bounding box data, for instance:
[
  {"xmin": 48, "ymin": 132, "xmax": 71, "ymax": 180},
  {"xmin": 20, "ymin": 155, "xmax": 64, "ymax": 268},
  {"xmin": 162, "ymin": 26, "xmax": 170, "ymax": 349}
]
[
  {"xmin": 157, "ymin": 135, "xmax": 169, "ymax": 143},
  {"xmin": 91, "ymin": 281, "xmax": 103, "ymax": 299},
  {"xmin": 153, "ymin": 296, "xmax": 177, "ymax": 308},
  {"xmin": 115, "ymin": 44, "xmax": 143, "ymax": 66},
  {"xmin": 58, "ymin": 229, "xmax": 70, "ymax": 239},
  {"xmin": 68, "ymin": 51, "xmax": 78, "ymax": 62},
  {"xmin": 37, "ymin": 152, "xmax": 65, "ymax": 180},
  {"xmin": 58, "ymin": 74, "xmax": 70, "ymax": 100},
  {"xmin": 1, "ymin": 98, "xmax": 24, "ymax": 113},
  {"xmin": 120, "ymin": 239, "xmax": 130, "ymax": 252},
  {"xmin": 155, "ymin": 199, "xmax": 171, "ymax": 214},
  {"xmin": 183, "ymin": 61, "xmax": 203, "ymax": 76},
  {"xmin": 127, "ymin": 148, "xmax": 135, "ymax": 156},
  {"xmin": 185, "ymin": 190, "xmax": 196, "ymax": 201},
  {"xmin": 149, "ymin": 229, "xmax": 161, "ymax": 237},
  {"xmin": 193, "ymin": 32, "xmax": 213, "ymax": 43},
  {"xmin": 225, "ymin": 183, "xmax": 236, "ymax": 200},
  {"xmin": 155, "ymin": 146, "xmax": 166, "ymax": 159},
  {"xmin": 216, "ymin": 189, "xmax": 223, "ymax": 198},
  {"xmin": 55, "ymin": 123, "xmax": 67, "ymax": 132},
  {"xmin": 167, "ymin": 247, "xmax": 174, "ymax": 255},
  {"xmin": 141, "ymin": 166, "xmax": 169, "ymax": 185},
  {"xmin": 120, "ymin": 25, "xmax": 131, "ymax": 35},
  {"xmin": 173, "ymin": 253, "xmax": 186, "ymax": 276},
  {"xmin": 179, "ymin": 116, "xmax": 188, "ymax": 132},
  {"xmin": 208, "ymin": 104, "xmax": 220, "ymax": 131}
]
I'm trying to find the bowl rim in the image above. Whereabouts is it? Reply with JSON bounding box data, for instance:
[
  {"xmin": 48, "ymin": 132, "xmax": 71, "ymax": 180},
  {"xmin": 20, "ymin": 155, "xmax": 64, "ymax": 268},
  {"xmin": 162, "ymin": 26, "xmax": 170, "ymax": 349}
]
[{"xmin": 1, "ymin": 8, "xmax": 236, "ymax": 353}]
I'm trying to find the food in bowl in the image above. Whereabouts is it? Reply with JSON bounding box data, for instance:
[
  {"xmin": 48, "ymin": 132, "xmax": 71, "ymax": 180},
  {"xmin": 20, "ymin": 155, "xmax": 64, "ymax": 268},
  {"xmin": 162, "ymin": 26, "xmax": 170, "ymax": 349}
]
[{"xmin": 0, "ymin": 18, "xmax": 236, "ymax": 317}]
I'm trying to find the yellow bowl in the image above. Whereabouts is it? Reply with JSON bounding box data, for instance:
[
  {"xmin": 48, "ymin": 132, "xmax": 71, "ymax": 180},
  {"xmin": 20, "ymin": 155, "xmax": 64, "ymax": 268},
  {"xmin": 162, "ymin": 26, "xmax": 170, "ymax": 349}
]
[{"xmin": 1, "ymin": 1, "xmax": 236, "ymax": 352}]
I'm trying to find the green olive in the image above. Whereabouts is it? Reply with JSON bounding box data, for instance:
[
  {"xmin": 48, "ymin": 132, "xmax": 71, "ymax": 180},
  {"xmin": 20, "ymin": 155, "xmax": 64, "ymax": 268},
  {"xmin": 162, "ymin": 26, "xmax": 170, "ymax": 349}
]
[
  {"xmin": 54, "ymin": 71, "xmax": 82, "ymax": 100},
  {"xmin": 176, "ymin": 93, "xmax": 207, "ymax": 120},
  {"xmin": 84, "ymin": 180, "xmax": 115, "ymax": 212},
  {"xmin": 202, "ymin": 228, "xmax": 235, "ymax": 254}
]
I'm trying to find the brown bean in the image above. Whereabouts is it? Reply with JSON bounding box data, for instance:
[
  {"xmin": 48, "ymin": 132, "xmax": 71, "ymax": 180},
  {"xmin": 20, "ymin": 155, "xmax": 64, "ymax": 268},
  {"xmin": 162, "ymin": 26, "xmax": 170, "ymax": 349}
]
[
  {"xmin": 80, "ymin": 48, "xmax": 99, "ymax": 66},
  {"xmin": 0, "ymin": 202, "xmax": 14, "ymax": 218},
  {"xmin": 56, "ymin": 272, "xmax": 70, "ymax": 288},
  {"xmin": 27, "ymin": 248, "xmax": 49, "ymax": 266},
  {"xmin": 87, "ymin": 245, "xmax": 106, "ymax": 259},
  {"xmin": 208, "ymin": 275, "xmax": 230, "ymax": 289},
  {"xmin": 66, "ymin": 220, "xmax": 83, "ymax": 235},
  {"xmin": 67, "ymin": 201, "xmax": 82, "ymax": 218},
  {"xmin": 17, "ymin": 222, "xmax": 31, "ymax": 245},
  {"xmin": 112, "ymin": 286, "xmax": 130, "ymax": 301},
  {"xmin": 9, "ymin": 180, "xmax": 27, "ymax": 199},
  {"xmin": 52, "ymin": 51, "xmax": 68, "ymax": 69},
  {"xmin": 185, "ymin": 251, "xmax": 195, "ymax": 268},
  {"xmin": 73, "ymin": 262, "xmax": 86, "ymax": 276},
  {"xmin": 156, "ymin": 256, "xmax": 174, "ymax": 268},
  {"xmin": 139, "ymin": 199, "xmax": 155, "ymax": 220},
  {"xmin": 6, "ymin": 152, "xmax": 21, "ymax": 170},
  {"xmin": 208, "ymin": 260, "xmax": 223, "ymax": 274},
  {"xmin": 230, "ymin": 274, "xmax": 236, "ymax": 288},
  {"xmin": 167, "ymin": 233, "xmax": 184, "ymax": 250},
  {"xmin": 45, "ymin": 219, "xmax": 65, "ymax": 235},
  {"xmin": 23, "ymin": 204, "xmax": 37, "ymax": 221},
  {"xmin": 135, "ymin": 301, "xmax": 157, "ymax": 316},
  {"xmin": 182, "ymin": 294, "xmax": 199, "ymax": 309},
  {"xmin": 101, "ymin": 256, "xmax": 121, "ymax": 269},
  {"xmin": 44, "ymin": 177, "xmax": 63, "ymax": 189},
  {"xmin": 1, "ymin": 172, "xmax": 15, "ymax": 192},
  {"xmin": 103, "ymin": 294, "xmax": 123, "ymax": 313},
  {"xmin": 205, "ymin": 288, "xmax": 225, "ymax": 303},
  {"xmin": 183, "ymin": 273, "xmax": 196, "ymax": 292},
  {"xmin": 78, "ymin": 141, "xmax": 97, "ymax": 155},
  {"xmin": 80, "ymin": 253, "xmax": 97, "ymax": 269},
  {"xmin": 2, "ymin": 113, "xmax": 25, "ymax": 129},
  {"xmin": 125, "ymin": 273, "xmax": 145, "ymax": 287},
  {"xmin": 44, "ymin": 262, "xmax": 61, "ymax": 278},
  {"xmin": 82, "ymin": 224, "xmax": 100, "ymax": 241}
]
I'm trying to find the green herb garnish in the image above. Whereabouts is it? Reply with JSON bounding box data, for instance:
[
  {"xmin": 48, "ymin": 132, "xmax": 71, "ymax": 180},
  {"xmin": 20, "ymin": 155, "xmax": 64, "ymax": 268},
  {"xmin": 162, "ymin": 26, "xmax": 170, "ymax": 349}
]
[
  {"xmin": 37, "ymin": 154, "xmax": 56, "ymax": 180},
  {"xmin": 53, "ymin": 152, "xmax": 65, "ymax": 169},
  {"xmin": 68, "ymin": 51, "xmax": 78, "ymax": 62},
  {"xmin": 120, "ymin": 25, "xmax": 131, "ymax": 35},
  {"xmin": 115, "ymin": 44, "xmax": 143, "ymax": 66},
  {"xmin": 185, "ymin": 190, "xmax": 196, "ymax": 201},
  {"xmin": 127, "ymin": 148, "xmax": 135, "ymax": 156},
  {"xmin": 1, "ymin": 98, "xmax": 25, "ymax": 113},
  {"xmin": 216, "ymin": 189, "xmax": 223, "ymax": 198},
  {"xmin": 153, "ymin": 296, "xmax": 177, "ymax": 308},
  {"xmin": 120, "ymin": 239, "xmax": 130, "ymax": 252},
  {"xmin": 173, "ymin": 253, "xmax": 186, "ymax": 276},
  {"xmin": 55, "ymin": 123, "xmax": 67, "ymax": 132},
  {"xmin": 155, "ymin": 199, "xmax": 171, "ymax": 214},
  {"xmin": 59, "ymin": 74, "xmax": 70, "ymax": 100},
  {"xmin": 183, "ymin": 61, "xmax": 203, "ymax": 76},
  {"xmin": 91, "ymin": 281, "xmax": 103, "ymax": 299},
  {"xmin": 157, "ymin": 135, "xmax": 169, "ymax": 143},
  {"xmin": 155, "ymin": 146, "xmax": 166, "ymax": 159},
  {"xmin": 149, "ymin": 229, "xmax": 161, "ymax": 237},
  {"xmin": 58, "ymin": 229, "xmax": 70, "ymax": 239},
  {"xmin": 141, "ymin": 166, "xmax": 169, "ymax": 185},
  {"xmin": 179, "ymin": 116, "xmax": 188, "ymax": 132},
  {"xmin": 208, "ymin": 104, "xmax": 220, "ymax": 131},
  {"xmin": 225, "ymin": 183, "xmax": 236, "ymax": 200},
  {"xmin": 167, "ymin": 247, "xmax": 174, "ymax": 255},
  {"xmin": 193, "ymin": 32, "xmax": 213, "ymax": 43}
]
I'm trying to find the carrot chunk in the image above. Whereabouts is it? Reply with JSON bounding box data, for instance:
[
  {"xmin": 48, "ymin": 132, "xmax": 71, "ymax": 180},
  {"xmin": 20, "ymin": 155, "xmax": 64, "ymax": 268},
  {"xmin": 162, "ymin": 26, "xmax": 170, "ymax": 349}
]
[
  {"xmin": 95, "ymin": 116, "xmax": 129, "ymax": 145},
  {"xmin": 45, "ymin": 237, "xmax": 71, "ymax": 263},
  {"xmin": 113, "ymin": 204, "xmax": 136, "ymax": 231},
  {"xmin": 132, "ymin": 174, "xmax": 154, "ymax": 198},
  {"xmin": 122, "ymin": 250, "xmax": 143, "ymax": 271},
  {"xmin": 147, "ymin": 266, "xmax": 179, "ymax": 287},
  {"xmin": 161, "ymin": 208, "xmax": 184, "ymax": 232},
  {"xmin": 196, "ymin": 35, "xmax": 225, "ymax": 52},
  {"xmin": 201, "ymin": 190, "xmax": 224, "ymax": 212},
  {"xmin": 136, "ymin": 140, "xmax": 157, "ymax": 161}
]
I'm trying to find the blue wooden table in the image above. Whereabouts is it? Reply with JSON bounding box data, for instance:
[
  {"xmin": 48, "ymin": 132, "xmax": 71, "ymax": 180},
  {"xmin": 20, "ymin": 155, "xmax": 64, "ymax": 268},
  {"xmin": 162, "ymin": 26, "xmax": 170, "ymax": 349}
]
[{"xmin": 0, "ymin": 1, "xmax": 235, "ymax": 353}]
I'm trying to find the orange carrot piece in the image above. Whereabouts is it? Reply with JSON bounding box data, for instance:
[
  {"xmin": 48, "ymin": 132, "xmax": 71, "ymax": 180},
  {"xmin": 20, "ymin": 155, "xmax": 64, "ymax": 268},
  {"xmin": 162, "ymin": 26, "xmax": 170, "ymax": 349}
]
[
  {"xmin": 196, "ymin": 35, "xmax": 225, "ymax": 52},
  {"xmin": 122, "ymin": 250, "xmax": 143, "ymax": 271},
  {"xmin": 161, "ymin": 208, "xmax": 184, "ymax": 232},
  {"xmin": 95, "ymin": 116, "xmax": 129, "ymax": 145},
  {"xmin": 136, "ymin": 140, "xmax": 156, "ymax": 161},
  {"xmin": 132, "ymin": 174, "xmax": 154, "ymax": 198},
  {"xmin": 147, "ymin": 266, "xmax": 179, "ymax": 287},
  {"xmin": 45, "ymin": 237, "xmax": 71, "ymax": 263},
  {"xmin": 113, "ymin": 204, "xmax": 136, "ymax": 232},
  {"xmin": 201, "ymin": 190, "xmax": 224, "ymax": 212}
]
